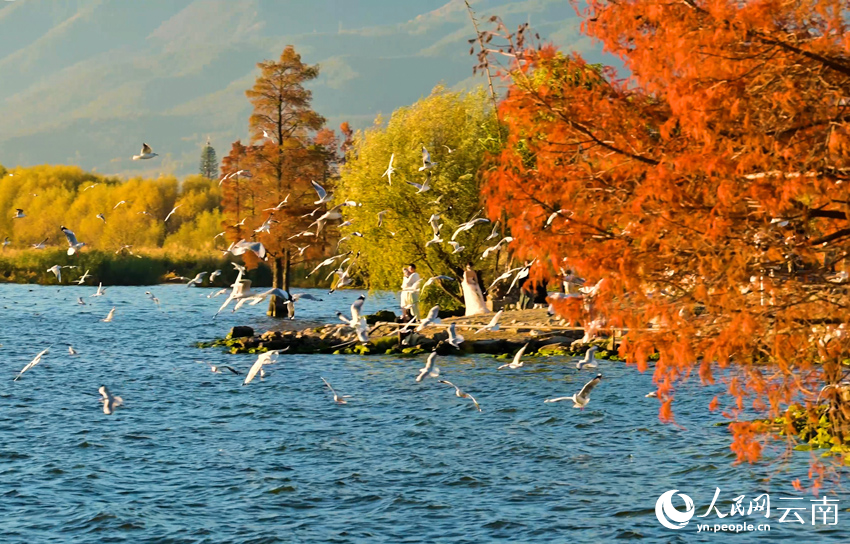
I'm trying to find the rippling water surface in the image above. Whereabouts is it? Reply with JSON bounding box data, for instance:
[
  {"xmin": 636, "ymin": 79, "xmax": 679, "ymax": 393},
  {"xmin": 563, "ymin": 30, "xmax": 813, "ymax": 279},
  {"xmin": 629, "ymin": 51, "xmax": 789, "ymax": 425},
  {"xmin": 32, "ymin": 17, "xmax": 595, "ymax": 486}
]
[{"xmin": 0, "ymin": 283, "xmax": 847, "ymax": 543}]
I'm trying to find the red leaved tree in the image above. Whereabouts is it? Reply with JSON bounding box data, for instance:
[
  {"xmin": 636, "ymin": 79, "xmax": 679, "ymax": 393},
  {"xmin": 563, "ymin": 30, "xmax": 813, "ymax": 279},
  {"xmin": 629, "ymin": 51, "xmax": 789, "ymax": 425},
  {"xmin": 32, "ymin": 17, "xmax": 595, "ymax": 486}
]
[
  {"xmin": 479, "ymin": 1, "xmax": 850, "ymax": 480},
  {"xmin": 222, "ymin": 45, "xmax": 335, "ymax": 315}
]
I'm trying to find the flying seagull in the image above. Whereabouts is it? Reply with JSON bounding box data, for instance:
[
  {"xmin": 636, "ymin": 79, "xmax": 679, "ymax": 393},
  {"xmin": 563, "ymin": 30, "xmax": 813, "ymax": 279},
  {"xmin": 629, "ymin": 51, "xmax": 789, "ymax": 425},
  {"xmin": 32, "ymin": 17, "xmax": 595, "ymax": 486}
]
[
  {"xmin": 406, "ymin": 171, "xmax": 431, "ymax": 194},
  {"xmin": 545, "ymin": 374, "xmax": 602, "ymax": 408},
  {"xmin": 415, "ymin": 305, "xmax": 441, "ymax": 332},
  {"xmin": 481, "ymin": 237, "xmax": 513, "ymax": 260},
  {"xmin": 264, "ymin": 195, "xmax": 290, "ymax": 212},
  {"xmin": 311, "ymin": 180, "xmax": 333, "ymax": 205},
  {"xmin": 91, "ymin": 282, "xmax": 106, "ymax": 297},
  {"xmin": 14, "ymin": 347, "xmax": 50, "ymax": 381},
  {"xmin": 209, "ymin": 269, "xmax": 222, "ymax": 282},
  {"xmin": 475, "ymin": 310, "xmax": 503, "ymax": 334},
  {"xmin": 31, "ymin": 238, "xmax": 48, "ymax": 250},
  {"xmin": 102, "ymin": 307, "xmax": 116, "ymax": 322},
  {"xmin": 197, "ymin": 361, "xmax": 240, "ymax": 375},
  {"xmin": 255, "ymin": 216, "xmax": 278, "ymax": 234},
  {"xmin": 498, "ymin": 343, "xmax": 529, "ymax": 370},
  {"xmin": 83, "ymin": 183, "xmax": 99, "ymax": 191},
  {"xmin": 132, "ymin": 143, "xmax": 158, "ymax": 160},
  {"xmin": 381, "ymin": 154, "xmax": 395, "ymax": 184},
  {"xmin": 96, "ymin": 213, "xmax": 106, "ymax": 223},
  {"xmin": 68, "ymin": 345, "xmax": 78, "ymax": 356},
  {"xmin": 145, "ymin": 291, "xmax": 161, "ymax": 308},
  {"xmin": 13, "ymin": 209, "xmax": 25, "ymax": 219},
  {"xmin": 576, "ymin": 346, "xmax": 599, "ymax": 369},
  {"xmin": 75, "ymin": 269, "xmax": 91, "ymax": 284},
  {"xmin": 321, "ymin": 377, "xmax": 352, "ymax": 404},
  {"xmin": 164, "ymin": 205, "xmax": 181, "ymax": 222},
  {"xmin": 243, "ymin": 349, "xmax": 285, "ymax": 385},
  {"xmin": 98, "ymin": 386, "xmax": 124, "ymax": 415},
  {"xmin": 485, "ymin": 221, "xmax": 501, "ymax": 241},
  {"xmin": 451, "ymin": 218, "xmax": 490, "ymax": 241},
  {"xmin": 377, "ymin": 210, "xmax": 389, "ymax": 227},
  {"xmin": 416, "ymin": 352, "xmax": 440, "ymax": 383},
  {"xmin": 447, "ymin": 323, "xmax": 464, "ymax": 348},
  {"xmin": 60, "ymin": 226, "xmax": 85, "ymax": 255},
  {"xmin": 419, "ymin": 146, "xmax": 437, "ymax": 171},
  {"xmin": 438, "ymin": 380, "xmax": 481, "ymax": 412},
  {"xmin": 186, "ymin": 272, "xmax": 209, "ymax": 287},
  {"xmin": 448, "ymin": 241, "xmax": 464, "ymax": 254}
]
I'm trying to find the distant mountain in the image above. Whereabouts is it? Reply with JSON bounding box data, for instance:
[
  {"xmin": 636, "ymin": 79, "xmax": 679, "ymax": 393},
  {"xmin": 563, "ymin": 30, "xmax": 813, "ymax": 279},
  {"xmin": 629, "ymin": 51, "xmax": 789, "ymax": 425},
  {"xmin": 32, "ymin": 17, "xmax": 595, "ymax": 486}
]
[{"xmin": 0, "ymin": 0, "xmax": 602, "ymax": 178}]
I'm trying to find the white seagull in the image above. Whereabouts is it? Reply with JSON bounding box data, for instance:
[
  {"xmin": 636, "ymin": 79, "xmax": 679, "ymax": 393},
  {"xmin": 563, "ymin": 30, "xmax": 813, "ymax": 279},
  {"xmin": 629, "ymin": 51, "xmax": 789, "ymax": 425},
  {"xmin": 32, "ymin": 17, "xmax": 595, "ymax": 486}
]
[
  {"xmin": 377, "ymin": 210, "xmax": 389, "ymax": 227},
  {"xmin": 209, "ymin": 269, "xmax": 222, "ymax": 282},
  {"xmin": 576, "ymin": 346, "xmax": 599, "ymax": 369},
  {"xmin": 98, "ymin": 386, "xmax": 124, "ymax": 414},
  {"xmin": 145, "ymin": 291, "xmax": 161, "ymax": 308},
  {"xmin": 264, "ymin": 195, "xmax": 290, "ymax": 211},
  {"xmin": 448, "ymin": 241, "xmax": 464, "ymax": 254},
  {"xmin": 186, "ymin": 272, "xmax": 209, "ymax": 287},
  {"xmin": 102, "ymin": 307, "xmax": 116, "ymax": 322},
  {"xmin": 96, "ymin": 213, "xmax": 106, "ymax": 223},
  {"xmin": 415, "ymin": 305, "xmax": 441, "ymax": 332},
  {"xmin": 311, "ymin": 180, "xmax": 333, "ymax": 204},
  {"xmin": 68, "ymin": 345, "xmax": 78, "ymax": 356},
  {"xmin": 91, "ymin": 282, "xmax": 107, "ymax": 297},
  {"xmin": 485, "ymin": 221, "xmax": 500, "ymax": 241},
  {"xmin": 113, "ymin": 200, "xmax": 128, "ymax": 210},
  {"xmin": 132, "ymin": 143, "xmax": 158, "ymax": 160},
  {"xmin": 13, "ymin": 209, "xmax": 25, "ymax": 219},
  {"xmin": 451, "ymin": 218, "xmax": 490, "ymax": 241},
  {"xmin": 255, "ymin": 216, "xmax": 278, "ymax": 234},
  {"xmin": 226, "ymin": 239, "xmax": 267, "ymax": 259},
  {"xmin": 406, "ymin": 171, "xmax": 431, "ymax": 194},
  {"xmin": 545, "ymin": 374, "xmax": 602, "ymax": 408},
  {"xmin": 83, "ymin": 183, "xmax": 99, "ymax": 191},
  {"xmin": 416, "ymin": 352, "xmax": 440, "ymax": 382},
  {"xmin": 47, "ymin": 265, "xmax": 64, "ymax": 283},
  {"xmin": 197, "ymin": 361, "xmax": 240, "ymax": 375},
  {"xmin": 164, "ymin": 205, "xmax": 181, "ymax": 222},
  {"xmin": 32, "ymin": 238, "xmax": 48, "ymax": 250},
  {"xmin": 447, "ymin": 323, "xmax": 465, "ymax": 348},
  {"xmin": 14, "ymin": 347, "xmax": 50, "ymax": 381},
  {"xmin": 481, "ymin": 237, "xmax": 513, "ymax": 260},
  {"xmin": 438, "ymin": 380, "xmax": 481, "ymax": 412},
  {"xmin": 498, "ymin": 343, "xmax": 529, "ymax": 370},
  {"xmin": 381, "ymin": 153, "xmax": 395, "ymax": 184},
  {"xmin": 243, "ymin": 349, "xmax": 285, "ymax": 385},
  {"xmin": 60, "ymin": 226, "xmax": 85, "ymax": 255},
  {"xmin": 419, "ymin": 146, "xmax": 437, "ymax": 171},
  {"xmin": 475, "ymin": 310, "xmax": 503, "ymax": 334},
  {"xmin": 321, "ymin": 377, "xmax": 352, "ymax": 404}
]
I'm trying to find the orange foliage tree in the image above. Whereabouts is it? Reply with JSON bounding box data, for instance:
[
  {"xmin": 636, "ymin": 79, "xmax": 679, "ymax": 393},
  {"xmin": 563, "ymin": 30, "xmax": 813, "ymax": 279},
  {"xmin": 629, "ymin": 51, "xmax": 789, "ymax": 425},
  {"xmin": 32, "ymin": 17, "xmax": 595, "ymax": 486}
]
[
  {"xmin": 221, "ymin": 46, "xmax": 336, "ymax": 315},
  {"xmin": 480, "ymin": 1, "xmax": 850, "ymax": 470}
]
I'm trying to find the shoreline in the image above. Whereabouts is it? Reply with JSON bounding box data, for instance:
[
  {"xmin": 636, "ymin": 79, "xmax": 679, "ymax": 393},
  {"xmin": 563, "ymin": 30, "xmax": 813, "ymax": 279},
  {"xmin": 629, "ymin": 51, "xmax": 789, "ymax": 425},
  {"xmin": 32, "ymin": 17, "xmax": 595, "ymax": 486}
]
[{"xmin": 200, "ymin": 309, "xmax": 625, "ymax": 360}]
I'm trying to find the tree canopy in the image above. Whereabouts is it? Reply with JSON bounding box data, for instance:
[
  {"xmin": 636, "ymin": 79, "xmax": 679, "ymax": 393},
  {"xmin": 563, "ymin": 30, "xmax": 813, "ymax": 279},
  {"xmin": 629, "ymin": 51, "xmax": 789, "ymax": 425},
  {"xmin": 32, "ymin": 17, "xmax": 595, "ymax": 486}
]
[
  {"xmin": 333, "ymin": 86, "xmax": 501, "ymax": 307},
  {"xmin": 480, "ymin": 0, "xmax": 850, "ymax": 478},
  {"xmin": 0, "ymin": 165, "xmax": 222, "ymax": 252}
]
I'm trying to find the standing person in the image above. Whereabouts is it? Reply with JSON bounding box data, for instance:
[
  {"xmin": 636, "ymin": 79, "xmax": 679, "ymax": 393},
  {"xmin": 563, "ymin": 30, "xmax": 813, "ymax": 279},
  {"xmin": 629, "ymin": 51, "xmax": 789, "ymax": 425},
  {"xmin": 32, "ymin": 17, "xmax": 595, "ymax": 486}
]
[
  {"xmin": 400, "ymin": 264, "xmax": 421, "ymax": 321},
  {"xmin": 461, "ymin": 262, "xmax": 490, "ymax": 316}
]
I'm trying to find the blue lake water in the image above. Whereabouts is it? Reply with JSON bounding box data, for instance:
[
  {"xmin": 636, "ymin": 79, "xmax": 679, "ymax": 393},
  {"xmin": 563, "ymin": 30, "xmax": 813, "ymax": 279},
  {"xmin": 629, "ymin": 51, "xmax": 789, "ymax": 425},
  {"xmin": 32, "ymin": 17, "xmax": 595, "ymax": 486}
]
[{"xmin": 0, "ymin": 283, "xmax": 847, "ymax": 543}]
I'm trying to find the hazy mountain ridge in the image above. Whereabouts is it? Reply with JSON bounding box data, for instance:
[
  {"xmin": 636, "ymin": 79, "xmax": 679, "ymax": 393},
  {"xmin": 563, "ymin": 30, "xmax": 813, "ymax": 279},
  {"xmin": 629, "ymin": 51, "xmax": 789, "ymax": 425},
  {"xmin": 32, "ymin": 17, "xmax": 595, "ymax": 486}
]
[{"xmin": 0, "ymin": 0, "xmax": 595, "ymax": 177}]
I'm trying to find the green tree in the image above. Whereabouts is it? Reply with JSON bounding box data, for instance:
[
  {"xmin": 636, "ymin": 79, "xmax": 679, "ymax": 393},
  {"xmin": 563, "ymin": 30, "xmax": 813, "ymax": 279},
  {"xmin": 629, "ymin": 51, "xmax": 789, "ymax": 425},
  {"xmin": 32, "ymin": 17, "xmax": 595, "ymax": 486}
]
[
  {"xmin": 334, "ymin": 86, "xmax": 500, "ymax": 309},
  {"xmin": 199, "ymin": 138, "xmax": 218, "ymax": 179}
]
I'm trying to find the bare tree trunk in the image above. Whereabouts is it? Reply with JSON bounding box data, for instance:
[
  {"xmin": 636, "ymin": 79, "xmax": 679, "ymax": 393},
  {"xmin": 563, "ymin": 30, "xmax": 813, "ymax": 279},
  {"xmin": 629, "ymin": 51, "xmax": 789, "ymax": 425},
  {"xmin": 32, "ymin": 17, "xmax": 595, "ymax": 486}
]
[{"xmin": 267, "ymin": 251, "xmax": 291, "ymax": 317}]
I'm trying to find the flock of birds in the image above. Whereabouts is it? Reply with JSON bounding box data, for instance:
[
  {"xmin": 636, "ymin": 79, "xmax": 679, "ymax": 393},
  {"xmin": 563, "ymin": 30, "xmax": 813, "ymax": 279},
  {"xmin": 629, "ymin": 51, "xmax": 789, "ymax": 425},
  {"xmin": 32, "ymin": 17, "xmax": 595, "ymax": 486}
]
[{"xmin": 9, "ymin": 142, "xmax": 608, "ymax": 415}]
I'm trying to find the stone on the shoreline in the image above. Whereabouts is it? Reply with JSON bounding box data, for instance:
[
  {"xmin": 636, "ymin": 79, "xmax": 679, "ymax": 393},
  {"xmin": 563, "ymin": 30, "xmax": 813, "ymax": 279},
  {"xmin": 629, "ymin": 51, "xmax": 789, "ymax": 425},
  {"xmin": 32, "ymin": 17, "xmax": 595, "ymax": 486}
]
[
  {"xmin": 366, "ymin": 310, "xmax": 397, "ymax": 324},
  {"xmin": 228, "ymin": 326, "xmax": 254, "ymax": 339}
]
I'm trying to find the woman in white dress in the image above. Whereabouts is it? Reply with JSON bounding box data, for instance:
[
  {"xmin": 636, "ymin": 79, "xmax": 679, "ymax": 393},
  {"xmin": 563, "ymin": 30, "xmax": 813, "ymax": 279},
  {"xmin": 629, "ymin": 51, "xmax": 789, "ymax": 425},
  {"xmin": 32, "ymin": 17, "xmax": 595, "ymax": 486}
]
[{"xmin": 462, "ymin": 263, "xmax": 490, "ymax": 316}]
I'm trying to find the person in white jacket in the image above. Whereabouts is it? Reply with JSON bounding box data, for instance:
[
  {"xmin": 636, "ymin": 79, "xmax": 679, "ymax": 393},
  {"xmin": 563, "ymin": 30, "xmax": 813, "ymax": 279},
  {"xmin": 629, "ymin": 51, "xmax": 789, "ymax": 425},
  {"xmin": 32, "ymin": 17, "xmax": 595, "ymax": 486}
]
[{"xmin": 400, "ymin": 264, "xmax": 421, "ymax": 321}]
